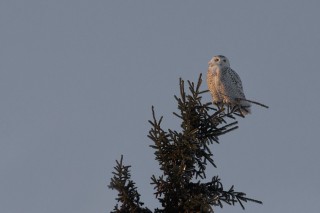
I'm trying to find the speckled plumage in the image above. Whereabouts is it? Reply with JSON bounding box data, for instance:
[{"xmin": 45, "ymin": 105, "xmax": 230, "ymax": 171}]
[{"xmin": 207, "ymin": 55, "xmax": 251, "ymax": 115}]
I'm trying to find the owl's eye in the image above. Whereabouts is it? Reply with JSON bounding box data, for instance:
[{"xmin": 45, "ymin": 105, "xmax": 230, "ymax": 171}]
[{"xmin": 214, "ymin": 58, "xmax": 219, "ymax": 62}]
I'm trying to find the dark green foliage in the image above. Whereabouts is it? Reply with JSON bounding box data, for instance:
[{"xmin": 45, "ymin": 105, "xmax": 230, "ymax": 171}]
[
  {"xmin": 108, "ymin": 155, "xmax": 152, "ymax": 213},
  {"xmin": 109, "ymin": 74, "xmax": 262, "ymax": 212}
]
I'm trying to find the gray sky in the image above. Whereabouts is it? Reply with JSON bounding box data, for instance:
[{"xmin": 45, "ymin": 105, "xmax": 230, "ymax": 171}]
[{"xmin": 1, "ymin": 1, "xmax": 320, "ymax": 212}]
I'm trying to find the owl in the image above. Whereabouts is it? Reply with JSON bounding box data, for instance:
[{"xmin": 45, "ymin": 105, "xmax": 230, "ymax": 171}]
[{"xmin": 207, "ymin": 55, "xmax": 251, "ymax": 115}]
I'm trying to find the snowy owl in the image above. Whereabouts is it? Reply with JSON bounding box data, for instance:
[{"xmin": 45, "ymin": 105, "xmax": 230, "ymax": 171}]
[{"xmin": 207, "ymin": 55, "xmax": 251, "ymax": 115}]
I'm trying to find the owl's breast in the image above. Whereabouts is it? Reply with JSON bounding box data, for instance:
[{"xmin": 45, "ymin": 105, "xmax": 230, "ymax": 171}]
[{"xmin": 210, "ymin": 66, "xmax": 219, "ymax": 77}]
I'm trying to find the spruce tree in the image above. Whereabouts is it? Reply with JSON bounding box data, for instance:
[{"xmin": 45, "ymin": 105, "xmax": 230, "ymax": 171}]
[{"xmin": 108, "ymin": 74, "xmax": 262, "ymax": 212}]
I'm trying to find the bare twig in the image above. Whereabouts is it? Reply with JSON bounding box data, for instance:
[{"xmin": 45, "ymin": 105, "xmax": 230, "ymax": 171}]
[
  {"xmin": 218, "ymin": 92, "xmax": 269, "ymax": 109},
  {"xmin": 236, "ymin": 97, "xmax": 269, "ymax": 109}
]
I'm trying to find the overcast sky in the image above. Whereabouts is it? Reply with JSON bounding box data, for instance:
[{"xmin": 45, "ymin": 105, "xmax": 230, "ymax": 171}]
[{"xmin": 1, "ymin": 1, "xmax": 320, "ymax": 213}]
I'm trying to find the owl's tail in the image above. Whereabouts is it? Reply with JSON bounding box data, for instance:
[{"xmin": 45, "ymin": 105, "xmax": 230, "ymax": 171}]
[
  {"xmin": 239, "ymin": 101, "xmax": 251, "ymax": 115},
  {"xmin": 237, "ymin": 97, "xmax": 269, "ymax": 116}
]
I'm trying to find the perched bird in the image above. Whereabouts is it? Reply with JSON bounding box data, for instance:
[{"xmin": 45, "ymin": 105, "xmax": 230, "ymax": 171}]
[{"xmin": 207, "ymin": 55, "xmax": 251, "ymax": 115}]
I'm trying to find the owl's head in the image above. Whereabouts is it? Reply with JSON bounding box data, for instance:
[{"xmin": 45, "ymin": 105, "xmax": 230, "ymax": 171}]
[{"xmin": 208, "ymin": 55, "xmax": 230, "ymax": 68}]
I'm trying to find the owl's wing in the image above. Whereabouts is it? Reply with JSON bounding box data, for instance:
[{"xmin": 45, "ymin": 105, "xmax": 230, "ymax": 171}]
[{"xmin": 226, "ymin": 67, "xmax": 246, "ymax": 98}]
